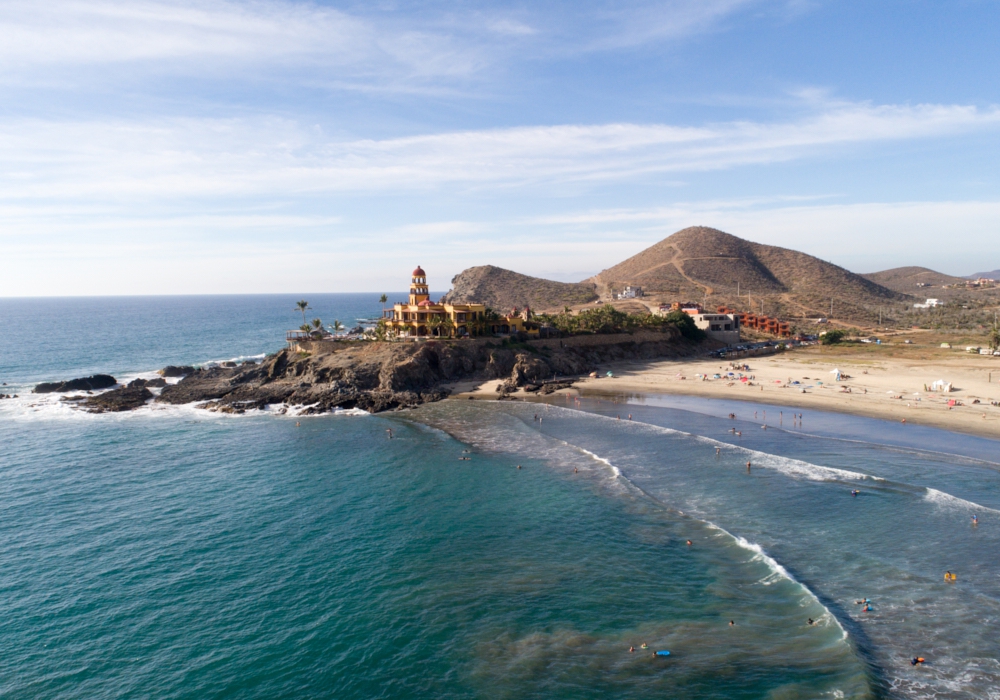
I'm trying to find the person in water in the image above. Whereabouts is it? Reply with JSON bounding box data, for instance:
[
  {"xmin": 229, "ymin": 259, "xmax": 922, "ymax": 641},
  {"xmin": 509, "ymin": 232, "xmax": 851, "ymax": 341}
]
[
  {"xmin": 851, "ymin": 490, "xmax": 859, "ymax": 497},
  {"xmin": 746, "ymin": 460, "xmax": 751, "ymax": 473},
  {"xmin": 640, "ymin": 643, "xmax": 647, "ymax": 649},
  {"xmin": 911, "ymin": 657, "xmax": 925, "ymax": 666},
  {"xmin": 629, "ymin": 646, "xmax": 634, "ymax": 653},
  {"xmin": 686, "ymin": 540, "xmax": 693, "ymax": 546},
  {"xmin": 729, "ymin": 620, "xmax": 735, "ymax": 626},
  {"xmin": 807, "ymin": 618, "xmax": 815, "ymax": 625},
  {"xmin": 972, "ymin": 514, "xmax": 979, "ymax": 525}
]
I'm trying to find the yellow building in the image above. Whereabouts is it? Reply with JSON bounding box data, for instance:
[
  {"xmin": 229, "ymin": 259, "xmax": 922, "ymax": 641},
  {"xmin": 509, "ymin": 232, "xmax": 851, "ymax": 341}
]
[{"xmin": 383, "ymin": 266, "xmax": 536, "ymax": 338}]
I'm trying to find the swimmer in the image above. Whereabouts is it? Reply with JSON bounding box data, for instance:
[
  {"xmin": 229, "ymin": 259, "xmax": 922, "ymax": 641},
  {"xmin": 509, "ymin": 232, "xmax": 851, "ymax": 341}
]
[
  {"xmin": 746, "ymin": 460, "xmax": 751, "ymax": 473},
  {"xmin": 972, "ymin": 514, "xmax": 978, "ymax": 525},
  {"xmin": 517, "ymin": 464, "xmax": 522, "ymax": 470},
  {"xmin": 574, "ymin": 467, "xmax": 578, "ymax": 473},
  {"xmin": 851, "ymin": 490, "xmax": 859, "ymax": 497},
  {"xmin": 736, "ymin": 431, "xmax": 742, "ymax": 436},
  {"xmin": 716, "ymin": 447, "xmax": 721, "ymax": 455},
  {"xmin": 911, "ymin": 657, "xmax": 925, "ymax": 666},
  {"xmin": 807, "ymin": 618, "xmax": 815, "ymax": 625},
  {"xmin": 295, "ymin": 421, "xmax": 300, "ymax": 427},
  {"xmin": 386, "ymin": 428, "xmax": 393, "ymax": 438},
  {"xmin": 729, "ymin": 620, "xmax": 735, "ymax": 626},
  {"xmin": 863, "ymin": 604, "xmax": 872, "ymax": 612},
  {"xmin": 628, "ymin": 414, "xmax": 632, "ymax": 420},
  {"xmin": 640, "ymin": 642, "xmax": 647, "ymax": 649},
  {"xmin": 686, "ymin": 540, "xmax": 693, "ymax": 546},
  {"xmin": 629, "ymin": 646, "xmax": 634, "ymax": 653}
]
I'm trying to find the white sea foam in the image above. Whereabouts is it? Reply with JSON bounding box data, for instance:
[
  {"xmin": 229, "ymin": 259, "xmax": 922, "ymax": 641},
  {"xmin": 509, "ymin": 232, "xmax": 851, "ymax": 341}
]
[
  {"xmin": 923, "ymin": 488, "xmax": 1000, "ymax": 515},
  {"xmin": 576, "ymin": 446, "xmax": 622, "ymax": 478}
]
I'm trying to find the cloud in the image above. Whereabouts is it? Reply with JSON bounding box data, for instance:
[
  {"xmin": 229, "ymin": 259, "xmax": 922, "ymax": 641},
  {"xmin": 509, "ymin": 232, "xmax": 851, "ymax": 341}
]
[
  {"xmin": 1, "ymin": 101, "xmax": 998, "ymax": 205},
  {"xmin": 0, "ymin": 0, "xmax": 485, "ymax": 84}
]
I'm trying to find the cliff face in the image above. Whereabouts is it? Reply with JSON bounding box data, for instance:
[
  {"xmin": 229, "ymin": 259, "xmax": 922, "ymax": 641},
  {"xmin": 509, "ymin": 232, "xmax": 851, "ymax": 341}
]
[
  {"xmin": 153, "ymin": 329, "xmax": 695, "ymax": 414},
  {"xmin": 442, "ymin": 265, "xmax": 598, "ymax": 312}
]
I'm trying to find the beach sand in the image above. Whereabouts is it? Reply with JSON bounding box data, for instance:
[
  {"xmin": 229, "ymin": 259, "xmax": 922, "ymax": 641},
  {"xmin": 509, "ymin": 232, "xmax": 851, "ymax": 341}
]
[{"xmin": 568, "ymin": 345, "xmax": 1000, "ymax": 439}]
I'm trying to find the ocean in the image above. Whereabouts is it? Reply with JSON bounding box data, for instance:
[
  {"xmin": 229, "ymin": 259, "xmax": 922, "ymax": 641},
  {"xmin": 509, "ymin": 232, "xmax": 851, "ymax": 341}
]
[{"xmin": 1, "ymin": 295, "xmax": 998, "ymax": 699}]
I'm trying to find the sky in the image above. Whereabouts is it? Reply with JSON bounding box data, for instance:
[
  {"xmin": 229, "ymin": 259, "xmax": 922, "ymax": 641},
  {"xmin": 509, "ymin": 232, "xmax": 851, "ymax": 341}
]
[{"xmin": 2, "ymin": 0, "xmax": 999, "ymax": 296}]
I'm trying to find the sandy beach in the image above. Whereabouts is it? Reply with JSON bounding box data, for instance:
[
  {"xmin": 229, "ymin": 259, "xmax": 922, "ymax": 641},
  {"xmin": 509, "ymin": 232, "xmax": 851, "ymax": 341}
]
[{"xmin": 567, "ymin": 344, "xmax": 1000, "ymax": 439}]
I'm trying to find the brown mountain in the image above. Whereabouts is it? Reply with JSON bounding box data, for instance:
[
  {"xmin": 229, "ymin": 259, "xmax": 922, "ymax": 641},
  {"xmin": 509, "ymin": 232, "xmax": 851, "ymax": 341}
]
[
  {"xmin": 444, "ymin": 227, "xmax": 909, "ymax": 323},
  {"xmin": 441, "ymin": 265, "xmax": 598, "ymax": 312},
  {"xmin": 862, "ymin": 266, "xmax": 966, "ymax": 293}
]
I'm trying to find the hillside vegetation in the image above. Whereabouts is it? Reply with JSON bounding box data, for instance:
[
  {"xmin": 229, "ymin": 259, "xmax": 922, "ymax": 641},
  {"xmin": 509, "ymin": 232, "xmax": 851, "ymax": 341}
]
[
  {"xmin": 443, "ymin": 265, "xmax": 597, "ymax": 312},
  {"xmin": 862, "ymin": 266, "xmax": 966, "ymax": 293}
]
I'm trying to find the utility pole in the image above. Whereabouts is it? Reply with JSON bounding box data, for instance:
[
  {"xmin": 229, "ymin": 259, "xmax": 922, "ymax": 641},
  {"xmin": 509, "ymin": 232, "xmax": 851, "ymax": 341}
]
[{"xmin": 830, "ymin": 298, "xmax": 834, "ymax": 318}]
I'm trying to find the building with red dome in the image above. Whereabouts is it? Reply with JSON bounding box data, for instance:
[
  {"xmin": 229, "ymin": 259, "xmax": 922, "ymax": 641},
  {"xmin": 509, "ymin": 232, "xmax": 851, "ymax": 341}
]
[{"xmin": 382, "ymin": 267, "xmax": 535, "ymax": 338}]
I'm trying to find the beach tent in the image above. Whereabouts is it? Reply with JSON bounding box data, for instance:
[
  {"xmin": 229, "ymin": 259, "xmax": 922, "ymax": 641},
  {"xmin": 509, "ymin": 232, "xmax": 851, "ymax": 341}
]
[{"xmin": 930, "ymin": 380, "xmax": 953, "ymax": 392}]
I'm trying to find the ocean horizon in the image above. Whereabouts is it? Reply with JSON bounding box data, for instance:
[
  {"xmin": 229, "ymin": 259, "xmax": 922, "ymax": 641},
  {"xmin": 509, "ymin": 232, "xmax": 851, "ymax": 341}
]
[{"xmin": 2, "ymin": 295, "xmax": 999, "ymax": 699}]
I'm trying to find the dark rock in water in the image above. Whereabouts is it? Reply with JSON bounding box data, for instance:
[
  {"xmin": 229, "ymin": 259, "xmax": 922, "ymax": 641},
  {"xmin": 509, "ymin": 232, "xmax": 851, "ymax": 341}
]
[
  {"xmin": 241, "ymin": 360, "xmax": 258, "ymax": 366},
  {"xmin": 82, "ymin": 386, "xmax": 153, "ymax": 412},
  {"xmin": 34, "ymin": 374, "xmax": 117, "ymax": 393},
  {"xmin": 158, "ymin": 365, "xmax": 195, "ymax": 378},
  {"xmin": 128, "ymin": 377, "xmax": 167, "ymax": 389},
  {"xmin": 221, "ymin": 361, "xmax": 237, "ymax": 368}
]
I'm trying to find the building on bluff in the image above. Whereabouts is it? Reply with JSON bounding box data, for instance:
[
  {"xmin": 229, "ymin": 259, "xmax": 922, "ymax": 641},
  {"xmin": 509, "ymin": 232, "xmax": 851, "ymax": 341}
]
[{"xmin": 383, "ymin": 267, "xmax": 537, "ymax": 338}]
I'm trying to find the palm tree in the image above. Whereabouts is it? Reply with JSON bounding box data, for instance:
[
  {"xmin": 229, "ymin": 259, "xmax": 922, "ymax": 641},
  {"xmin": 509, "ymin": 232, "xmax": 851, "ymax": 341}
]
[
  {"xmin": 988, "ymin": 319, "xmax": 1000, "ymax": 352},
  {"xmin": 440, "ymin": 316, "xmax": 455, "ymax": 338},
  {"xmin": 379, "ymin": 293, "xmax": 388, "ymax": 319},
  {"xmin": 329, "ymin": 320, "xmax": 344, "ymax": 335},
  {"xmin": 311, "ymin": 318, "xmax": 323, "ymax": 329},
  {"xmin": 295, "ymin": 300, "xmax": 310, "ymax": 325},
  {"xmin": 427, "ymin": 315, "xmax": 443, "ymax": 337}
]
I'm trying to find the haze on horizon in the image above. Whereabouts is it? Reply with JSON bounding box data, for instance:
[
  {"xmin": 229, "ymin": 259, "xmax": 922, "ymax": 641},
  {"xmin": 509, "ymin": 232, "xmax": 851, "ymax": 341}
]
[{"xmin": 2, "ymin": 0, "xmax": 999, "ymax": 297}]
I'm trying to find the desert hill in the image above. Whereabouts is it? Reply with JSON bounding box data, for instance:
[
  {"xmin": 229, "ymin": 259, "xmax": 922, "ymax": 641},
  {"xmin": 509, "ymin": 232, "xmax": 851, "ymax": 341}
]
[
  {"xmin": 586, "ymin": 227, "xmax": 906, "ymax": 321},
  {"xmin": 969, "ymin": 269, "xmax": 1000, "ymax": 280},
  {"xmin": 862, "ymin": 266, "xmax": 966, "ymax": 293},
  {"xmin": 442, "ymin": 265, "xmax": 597, "ymax": 312}
]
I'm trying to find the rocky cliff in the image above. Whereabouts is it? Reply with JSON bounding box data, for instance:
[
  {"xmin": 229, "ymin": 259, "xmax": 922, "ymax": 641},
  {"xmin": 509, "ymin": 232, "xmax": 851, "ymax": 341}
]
[{"xmin": 152, "ymin": 329, "xmax": 696, "ymax": 414}]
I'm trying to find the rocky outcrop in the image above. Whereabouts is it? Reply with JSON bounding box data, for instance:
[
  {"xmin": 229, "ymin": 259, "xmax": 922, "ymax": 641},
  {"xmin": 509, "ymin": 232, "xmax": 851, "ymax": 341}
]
[
  {"xmin": 146, "ymin": 327, "xmax": 700, "ymax": 415},
  {"xmin": 34, "ymin": 374, "xmax": 117, "ymax": 393},
  {"xmin": 81, "ymin": 385, "xmax": 153, "ymax": 412},
  {"xmin": 129, "ymin": 377, "xmax": 167, "ymax": 388},
  {"xmin": 158, "ymin": 366, "xmax": 195, "ymax": 377}
]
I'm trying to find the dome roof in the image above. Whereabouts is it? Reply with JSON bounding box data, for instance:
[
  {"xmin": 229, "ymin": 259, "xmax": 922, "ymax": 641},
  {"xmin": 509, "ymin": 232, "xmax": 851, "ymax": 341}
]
[
  {"xmin": 412, "ymin": 266, "xmax": 426, "ymax": 277},
  {"xmin": 417, "ymin": 299, "xmax": 433, "ymax": 307}
]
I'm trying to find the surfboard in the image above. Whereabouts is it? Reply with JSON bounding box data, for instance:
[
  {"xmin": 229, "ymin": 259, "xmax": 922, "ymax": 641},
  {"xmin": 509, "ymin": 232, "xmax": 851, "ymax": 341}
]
[{"xmin": 656, "ymin": 650, "xmax": 671, "ymax": 657}]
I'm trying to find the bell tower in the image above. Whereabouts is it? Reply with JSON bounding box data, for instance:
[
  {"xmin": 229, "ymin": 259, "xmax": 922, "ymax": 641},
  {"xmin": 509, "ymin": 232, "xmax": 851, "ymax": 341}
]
[{"xmin": 409, "ymin": 266, "xmax": 429, "ymax": 305}]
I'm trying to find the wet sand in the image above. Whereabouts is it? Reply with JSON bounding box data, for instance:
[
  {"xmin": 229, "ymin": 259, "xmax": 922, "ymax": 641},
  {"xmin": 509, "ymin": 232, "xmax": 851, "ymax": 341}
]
[{"xmin": 570, "ymin": 347, "xmax": 1000, "ymax": 439}]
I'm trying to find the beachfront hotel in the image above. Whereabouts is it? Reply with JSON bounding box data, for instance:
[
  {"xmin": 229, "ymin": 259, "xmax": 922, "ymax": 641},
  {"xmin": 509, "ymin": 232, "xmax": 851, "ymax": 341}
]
[{"xmin": 383, "ymin": 267, "xmax": 535, "ymax": 338}]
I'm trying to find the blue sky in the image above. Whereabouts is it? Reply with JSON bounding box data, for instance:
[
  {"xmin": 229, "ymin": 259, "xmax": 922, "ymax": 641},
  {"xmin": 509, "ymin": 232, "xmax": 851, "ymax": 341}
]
[{"xmin": 2, "ymin": 0, "xmax": 999, "ymax": 295}]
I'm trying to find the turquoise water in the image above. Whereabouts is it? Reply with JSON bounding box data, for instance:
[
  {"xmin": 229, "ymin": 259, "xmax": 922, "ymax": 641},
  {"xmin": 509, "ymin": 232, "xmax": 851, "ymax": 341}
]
[{"xmin": 2, "ymin": 296, "xmax": 998, "ymax": 698}]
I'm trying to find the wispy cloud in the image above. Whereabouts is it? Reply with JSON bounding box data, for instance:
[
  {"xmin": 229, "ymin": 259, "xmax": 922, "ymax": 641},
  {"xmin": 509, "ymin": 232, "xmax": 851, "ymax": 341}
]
[{"xmin": 1, "ymin": 101, "xmax": 998, "ymax": 205}]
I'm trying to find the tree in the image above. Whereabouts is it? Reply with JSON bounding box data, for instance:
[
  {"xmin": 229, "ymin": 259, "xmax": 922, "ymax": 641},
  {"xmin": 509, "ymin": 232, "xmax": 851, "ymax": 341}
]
[
  {"xmin": 988, "ymin": 320, "xmax": 1000, "ymax": 351},
  {"xmin": 440, "ymin": 316, "xmax": 455, "ymax": 338},
  {"xmin": 427, "ymin": 314, "xmax": 443, "ymax": 337},
  {"xmin": 295, "ymin": 300, "xmax": 311, "ymax": 325},
  {"xmin": 299, "ymin": 323, "xmax": 312, "ymax": 332},
  {"xmin": 329, "ymin": 320, "xmax": 344, "ymax": 335},
  {"xmin": 311, "ymin": 318, "xmax": 323, "ymax": 329},
  {"xmin": 379, "ymin": 293, "xmax": 388, "ymax": 319},
  {"xmin": 661, "ymin": 310, "xmax": 705, "ymax": 341},
  {"xmin": 821, "ymin": 329, "xmax": 846, "ymax": 345}
]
